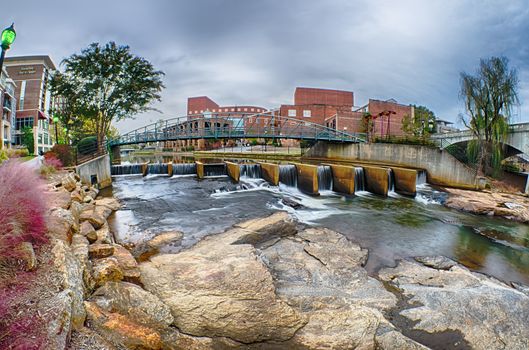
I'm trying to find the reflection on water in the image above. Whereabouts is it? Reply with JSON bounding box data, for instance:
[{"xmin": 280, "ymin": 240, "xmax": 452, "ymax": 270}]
[{"xmin": 108, "ymin": 175, "xmax": 529, "ymax": 285}]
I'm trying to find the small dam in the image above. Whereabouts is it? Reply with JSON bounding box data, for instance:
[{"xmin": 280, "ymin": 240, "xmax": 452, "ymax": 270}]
[{"xmin": 111, "ymin": 161, "xmax": 427, "ymax": 197}]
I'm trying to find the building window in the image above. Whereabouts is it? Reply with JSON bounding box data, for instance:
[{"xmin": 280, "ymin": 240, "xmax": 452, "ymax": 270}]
[
  {"xmin": 231, "ymin": 108, "xmax": 235, "ymax": 112},
  {"xmin": 288, "ymin": 109, "xmax": 296, "ymax": 117},
  {"xmin": 303, "ymin": 110, "xmax": 311, "ymax": 118},
  {"xmin": 19, "ymin": 81, "xmax": 26, "ymax": 110},
  {"xmin": 16, "ymin": 117, "xmax": 33, "ymax": 130},
  {"xmin": 250, "ymin": 108, "xmax": 254, "ymax": 112},
  {"xmin": 244, "ymin": 108, "xmax": 247, "ymax": 111}
]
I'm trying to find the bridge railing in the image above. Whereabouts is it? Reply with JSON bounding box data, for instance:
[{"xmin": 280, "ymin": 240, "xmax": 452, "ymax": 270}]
[{"xmin": 110, "ymin": 113, "xmax": 366, "ymax": 146}]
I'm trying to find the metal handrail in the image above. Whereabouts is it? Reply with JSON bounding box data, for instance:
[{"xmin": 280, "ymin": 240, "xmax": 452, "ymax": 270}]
[{"xmin": 110, "ymin": 113, "xmax": 366, "ymax": 147}]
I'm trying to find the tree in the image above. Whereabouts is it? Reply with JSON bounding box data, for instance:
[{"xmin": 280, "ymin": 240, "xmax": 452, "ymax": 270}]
[
  {"xmin": 459, "ymin": 56, "xmax": 519, "ymax": 175},
  {"xmin": 50, "ymin": 41, "xmax": 164, "ymax": 149},
  {"xmin": 21, "ymin": 127, "xmax": 34, "ymax": 154},
  {"xmin": 401, "ymin": 105, "xmax": 436, "ymax": 140}
]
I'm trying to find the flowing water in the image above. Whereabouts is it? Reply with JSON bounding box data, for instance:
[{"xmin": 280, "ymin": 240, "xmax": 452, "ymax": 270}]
[{"xmin": 107, "ymin": 173, "xmax": 529, "ymax": 285}]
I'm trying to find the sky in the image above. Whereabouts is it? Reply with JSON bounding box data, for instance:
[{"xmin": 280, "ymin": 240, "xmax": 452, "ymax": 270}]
[{"xmin": 2, "ymin": 0, "xmax": 529, "ymax": 133}]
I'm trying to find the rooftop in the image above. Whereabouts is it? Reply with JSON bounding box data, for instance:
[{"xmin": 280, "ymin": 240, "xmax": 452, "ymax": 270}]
[{"xmin": 4, "ymin": 55, "xmax": 57, "ymax": 70}]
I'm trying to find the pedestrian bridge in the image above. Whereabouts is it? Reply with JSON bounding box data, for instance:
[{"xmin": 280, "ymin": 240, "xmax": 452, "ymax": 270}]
[
  {"xmin": 108, "ymin": 113, "xmax": 366, "ymax": 147},
  {"xmin": 431, "ymin": 122, "xmax": 529, "ymax": 157}
]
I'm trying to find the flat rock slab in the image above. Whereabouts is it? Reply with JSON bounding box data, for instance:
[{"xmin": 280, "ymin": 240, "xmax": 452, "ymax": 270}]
[
  {"xmin": 139, "ymin": 243, "xmax": 306, "ymax": 344},
  {"xmin": 379, "ymin": 257, "xmax": 529, "ymax": 350}
]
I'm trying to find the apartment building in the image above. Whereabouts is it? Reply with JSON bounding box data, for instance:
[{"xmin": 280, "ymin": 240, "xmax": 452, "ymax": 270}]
[
  {"xmin": 0, "ymin": 67, "xmax": 16, "ymax": 149},
  {"xmin": 4, "ymin": 55, "xmax": 56, "ymax": 154}
]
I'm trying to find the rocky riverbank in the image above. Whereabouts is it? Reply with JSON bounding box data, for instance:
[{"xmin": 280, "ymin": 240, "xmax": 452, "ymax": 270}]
[
  {"xmin": 16, "ymin": 172, "xmax": 529, "ymax": 349},
  {"xmin": 444, "ymin": 187, "xmax": 529, "ymax": 223}
]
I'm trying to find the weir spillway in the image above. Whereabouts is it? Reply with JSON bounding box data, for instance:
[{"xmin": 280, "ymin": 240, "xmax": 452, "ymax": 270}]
[{"xmin": 111, "ymin": 161, "xmax": 427, "ymax": 197}]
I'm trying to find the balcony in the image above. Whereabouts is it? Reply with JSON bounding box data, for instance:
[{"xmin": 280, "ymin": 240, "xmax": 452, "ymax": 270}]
[{"xmin": 3, "ymin": 99, "xmax": 12, "ymax": 112}]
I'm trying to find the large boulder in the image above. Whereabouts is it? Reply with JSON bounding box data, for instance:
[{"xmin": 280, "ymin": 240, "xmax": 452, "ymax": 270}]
[
  {"xmin": 92, "ymin": 257, "xmax": 124, "ymax": 288},
  {"xmin": 71, "ymin": 234, "xmax": 94, "ymax": 292},
  {"xmin": 139, "ymin": 244, "xmax": 306, "ymax": 343},
  {"xmin": 80, "ymin": 204, "xmax": 107, "ymax": 230},
  {"xmin": 88, "ymin": 243, "xmax": 115, "ymax": 259},
  {"xmin": 48, "ymin": 207, "xmax": 77, "ymax": 242},
  {"xmin": 260, "ymin": 228, "xmax": 396, "ymax": 312},
  {"xmin": 80, "ymin": 221, "xmax": 97, "ymax": 243},
  {"xmin": 61, "ymin": 172, "xmax": 78, "ymax": 192},
  {"xmin": 111, "ymin": 244, "xmax": 141, "ymax": 284},
  {"xmin": 132, "ymin": 231, "xmax": 184, "ymax": 262},
  {"xmin": 84, "ymin": 301, "xmax": 162, "ymax": 350},
  {"xmin": 95, "ymin": 197, "xmax": 121, "ymax": 211},
  {"xmin": 379, "ymin": 257, "xmax": 529, "ymax": 350},
  {"xmin": 52, "ymin": 239, "xmax": 86, "ymax": 330},
  {"xmin": 89, "ymin": 281, "xmax": 173, "ymax": 329}
]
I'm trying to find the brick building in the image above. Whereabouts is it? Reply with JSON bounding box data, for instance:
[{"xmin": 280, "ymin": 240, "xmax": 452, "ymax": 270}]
[
  {"xmin": 325, "ymin": 98, "xmax": 415, "ymax": 138},
  {"xmin": 164, "ymin": 96, "xmax": 268, "ymax": 150},
  {"xmin": 4, "ymin": 55, "xmax": 57, "ymax": 154},
  {"xmin": 0, "ymin": 67, "xmax": 16, "ymax": 149}
]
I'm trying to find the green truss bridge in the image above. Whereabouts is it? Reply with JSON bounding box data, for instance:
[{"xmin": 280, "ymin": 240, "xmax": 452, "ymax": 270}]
[{"xmin": 109, "ymin": 113, "xmax": 366, "ymax": 147}]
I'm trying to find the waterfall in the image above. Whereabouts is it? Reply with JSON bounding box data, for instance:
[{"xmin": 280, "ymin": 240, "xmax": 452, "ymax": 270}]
[
  {"xmin": 173, "ymin": 163, "xmax": 197, "ymax": 175},
  {"xmin": 388, "ymin": 169, "xmax": 396, "ymax": 193},
  {"xmin": 111, "ymin": 164, "xmax": 142, "ymax": 175},
  {"xmin": 317, "ymin": 166, "xmax": 333, "ymax": 191},
  {"xmin": 417, "ymin": 170, "xmax": 427, "ymax": 185},
  {"xmin": 147, "ymin": 163, "xmax": 168, "ymax": 175},
  {"xmin": 204, "ymin": 163, "xmax": 227, "ymax": 177},
  {"xmin": 240, "ymin": 164, "xmax": 262, "ymax": 178},
  {"xmin": 354, "ymin": 167, "xmax": 365, "ymax": 192},
  {"xmin": 279, "ymin": 164, "xmax": 297, "ymax": 187}
]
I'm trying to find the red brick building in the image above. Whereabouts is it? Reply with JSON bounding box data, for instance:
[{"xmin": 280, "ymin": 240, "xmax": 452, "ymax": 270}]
[{"xmin": 4, "ymin": 55, "xmax": 57, "ymax": 154}]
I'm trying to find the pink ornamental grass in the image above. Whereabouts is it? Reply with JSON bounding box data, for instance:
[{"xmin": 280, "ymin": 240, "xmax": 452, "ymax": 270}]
[
  {"xmin": 44, "ymin": 155, "xmax": 63, "ymax": 170},
  {"xmin": 0, "ymin": 160, "xmax": 48, "ymax": 262}
]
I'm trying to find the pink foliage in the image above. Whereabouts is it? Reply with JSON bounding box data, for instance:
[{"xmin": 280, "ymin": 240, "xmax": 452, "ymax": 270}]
[
  {"xmin": 44, "ymin": 155, "xmax": 63, "ymax": 170},
  {"xmin": 0, "ymin": 161, "xmax": 48, "ymax": 262}
]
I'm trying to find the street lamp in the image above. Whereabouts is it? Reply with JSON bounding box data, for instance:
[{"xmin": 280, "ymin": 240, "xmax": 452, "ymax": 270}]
[
  {"xmin": 0, "ymin": 23, "xmax": 16, "ymax": 72},
  {"xmin": 53, "ymin": 115, "xmax": 59, "ymax": 144}
]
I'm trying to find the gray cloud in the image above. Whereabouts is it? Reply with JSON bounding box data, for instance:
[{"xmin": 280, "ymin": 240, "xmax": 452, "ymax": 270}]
[{"xmin": 2, "ymin": 0, "xmax": 528, "ymax": 132}]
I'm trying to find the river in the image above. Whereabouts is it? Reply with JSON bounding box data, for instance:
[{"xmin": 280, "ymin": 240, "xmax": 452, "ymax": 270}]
[{"xmin": 106, "ymin": 167, "xmax": 529, "ymax": 285}]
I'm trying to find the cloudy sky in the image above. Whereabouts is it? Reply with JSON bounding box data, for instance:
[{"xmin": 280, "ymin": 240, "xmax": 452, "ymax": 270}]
[{"xmin": 3, "ymin": 0, "xmax": 528, "ymax": 133}]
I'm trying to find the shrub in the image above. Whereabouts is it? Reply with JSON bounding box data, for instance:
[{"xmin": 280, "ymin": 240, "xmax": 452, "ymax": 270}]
[
  {"xmin": 0, "ymin": 161, "xmax": 47, "ymax": 264},
  {"xmin": 0, "ymin": 149, "xmax": 8, "ymax": 164},
  {"xmin": 44, "ymin": 153, "xmax": 63, "ymax": 170},
  {"xmin": 50, "ymin": 144, "xmax": 74, "ymax": 166},
  {"xmin": 77, "ymin": 136, "xmax": 98, "ymax": 155}
]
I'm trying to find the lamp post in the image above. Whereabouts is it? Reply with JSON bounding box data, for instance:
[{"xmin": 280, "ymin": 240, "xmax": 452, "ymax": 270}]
[
  {"xmin": 0, "ymin": 23, "xmax": 16, "ymax": 72},
  {"xmin": 53, "ymin": 115, "xmax": 59, "ymax": 144}
]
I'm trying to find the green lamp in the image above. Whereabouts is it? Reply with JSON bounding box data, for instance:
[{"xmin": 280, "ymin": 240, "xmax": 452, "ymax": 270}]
[{"xmin": 1, "ymin": 23, "xmax": 16, "ymax": 50}]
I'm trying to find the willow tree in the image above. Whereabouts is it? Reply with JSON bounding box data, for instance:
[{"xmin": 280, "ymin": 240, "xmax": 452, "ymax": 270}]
[
  {"xmin": 51, "ymin": 41, "xmax": 164, "ymax": 149},
  {"xmin": 460, "ymin": 56, "xmax": 519, "ymax": 175}
]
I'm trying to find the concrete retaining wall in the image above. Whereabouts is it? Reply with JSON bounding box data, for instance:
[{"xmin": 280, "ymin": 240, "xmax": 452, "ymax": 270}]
[
  {"xmin": 259, "ymin": 162, "xmax": 279, "ymax": 186},
  {"xmin": 306, "ymin": 142, "xmax": 479, "ymax": 189},
  {"xmin": 363, "ymin": 166, "xmax": 389, "ymax": 196},
  {"xmin": 392, "ymin": 168, "xmax": 417, "ymax": 196},
  {"xmin": 328, "ymin": 164, "xmax": 355, "ymax": 195},
  {"xmin": 294, "ymin": 163, "xmax": 319, "ymax": 195},
  {"xmin": 226, "ymin": 162, "xmax": 240, "ymax": 182},
  {"xmin": 75, "ymin": 154, "xmax": 112, "ymax": 189}
]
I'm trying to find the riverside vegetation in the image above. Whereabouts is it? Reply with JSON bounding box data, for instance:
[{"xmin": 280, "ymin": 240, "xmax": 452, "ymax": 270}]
[{"xmin": 0, "ymin": 166, "xmax": 528, "ymax": 349}]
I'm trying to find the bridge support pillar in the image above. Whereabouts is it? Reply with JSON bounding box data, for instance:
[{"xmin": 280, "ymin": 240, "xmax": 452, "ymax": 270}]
[{"xmin": 110, "ymin": 145, "xmax": 121, "ymax": 165}]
